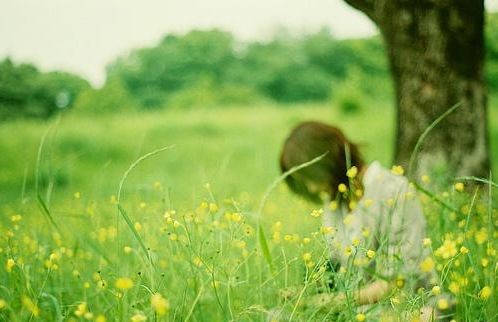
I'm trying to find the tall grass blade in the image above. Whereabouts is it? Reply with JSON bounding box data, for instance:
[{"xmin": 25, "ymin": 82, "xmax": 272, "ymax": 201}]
[
  {"xmin": 117, "ymin": 204, "xmax": 150, "ymax": 260},
  {"xmin": 185, "ymin": 285, "xmax": 204, "ymax": 322},
  {"xmin": 35, "ymin": 120, "xmax": 61, "ymax": 232},
  {"xmin": 412, "ymin": 182, "xmax": 462, "ymax": 215},
  {"xmin": 258, "ymin": 225, "xmax": 274, "ymax": 273},
  {"xmin": 117, "ymin": 145, "xmax": 175, "ymax": 203},
  {"xmin": 455, "ymin": 176, "xmax": 498, "ymax": 188},
  {"xmin": 36, "ymin": 194, "xmax": 60, "ymax": 233},
  {"xmin": 116, "ymin": 145, "xmax": 175, "ymax": 261},
  {"xmin": 257, "ymin": 152, "xmax": 327, "ymax": 273},
  {"xmin": 407, "ymin": 101, "xmax": 462, "ymax": 178}
]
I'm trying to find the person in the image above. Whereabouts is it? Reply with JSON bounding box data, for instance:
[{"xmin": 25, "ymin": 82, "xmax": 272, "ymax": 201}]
[{"xmin": 279, "ymin": 121, "xmax": 437, "ymax": 320}]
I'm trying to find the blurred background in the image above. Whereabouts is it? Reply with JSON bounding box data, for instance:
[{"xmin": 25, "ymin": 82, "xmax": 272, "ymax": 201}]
[{"xmin": 1, "ymin": 0, "xmax": 497, "ymax": 208}]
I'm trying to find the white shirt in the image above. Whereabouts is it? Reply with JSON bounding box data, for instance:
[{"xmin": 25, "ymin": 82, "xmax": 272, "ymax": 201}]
[{"xmin": 323, "ymin": 161, "xmax": 428, "ymax": 282}]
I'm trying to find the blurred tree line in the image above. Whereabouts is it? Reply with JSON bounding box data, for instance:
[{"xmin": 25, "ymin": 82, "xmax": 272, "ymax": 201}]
[
  {"xmin": 0, "ymin": 59, "xmax": 89, "ymax": 119},
  {"xmin": 103, "ymin": 28, "xmax": 391, "ymax": 112},
  {"xmin": 1, "ymin": 12, "xmax": 497, "ymax": 119}
]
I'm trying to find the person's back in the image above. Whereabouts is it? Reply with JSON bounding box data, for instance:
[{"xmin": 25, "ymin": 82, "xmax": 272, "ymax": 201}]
[{"xmin": 323, "ymin": 161, "xmax": 430, "ymax": 289}]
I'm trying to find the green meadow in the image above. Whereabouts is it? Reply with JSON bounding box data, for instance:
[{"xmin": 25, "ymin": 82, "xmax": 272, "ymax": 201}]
[{"xmin": 0, "ymin": 102, "xmax": 497, "ymax": 321}]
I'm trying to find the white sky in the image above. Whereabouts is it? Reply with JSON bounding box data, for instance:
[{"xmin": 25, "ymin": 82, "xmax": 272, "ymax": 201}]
[{"xmin": 1, "ymin": 0, "xmax": 497, "ymax": 86}]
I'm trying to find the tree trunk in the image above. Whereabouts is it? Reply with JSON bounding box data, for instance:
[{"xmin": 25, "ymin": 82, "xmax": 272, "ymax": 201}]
[{"xmin": 345, "ymin": 0, "xmax": 490, "ymax": 179}]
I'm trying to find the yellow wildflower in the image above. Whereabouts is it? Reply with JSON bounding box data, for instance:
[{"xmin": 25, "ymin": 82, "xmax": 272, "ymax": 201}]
[
  {"xmin": 0, "ymin": 299, "xmax": 6, "ymax": 309},
  {"xmin": 338, "ymin": 183, "xmax": 348, "ymax": 193},
  {"xmin": 366, "ymin": 250, "xmax": 376, "ymax": 259},
  {"xmin": 235, "ymin": 240, "xmax": 246, "ymax": 249},
  {"xmin": 454, "ymin": 182, "xmax": 464, "ymax": 192},
  {"xmin": 448, "ymin": 282, "xmax": 460, "ymax": 294},
  {"xmin": 431, "ymin": 286, "xmax": 441, "ymax": 295},
  {"xmin": 209, "ymin": 203, "xmax": 218, "ymax": 213},
  {"xmin": 395, "ymin": 276, "xmax": 405, "ymax": 288},
  {"xmin": 75, "ymin": 302, "xmax": 88, "ymax": 317},
  {"xmin": 391, "ymin": 165, "xmax": 404, "ymax": 176},
  {"xmin": 11, "ymin": 214, "xmax": 22, "ymax": 222},
  {"xmin": 475, "ymin": 229, "xmax": 488, "ymax": 244},
  {"xmin": 231, "ymin": 212, "xmax": 242, "ymax": 222},
  {"xmin": 272, "ymin": 231, "xmax": 281, "ymax": 242},
  {"xmin": 347, "ymin": 166, "xmax": 358, "ymax": 178},
  {"xmin": 419, "ymin": 257, "xmax": 435, "ymax": 272},
  {"xmin": 115, "ymin": 277, "xmax": 134, "ymax": 290},
  {"xmin": 95, "ymin": 314, "xmax": 107, "ymax": 322},
  {"xmin": 302, "ymin": 253, "xmax": 312, "ymax": 261},
  {"xmin": 343, "ymin": 214, "xmax": 354, "ymax": 225},
  {"xmin": 284, "ymin": 234, "xmax": 293, "ymax": 242},
  {"xmin": 437, "ymin": 298, "xmax": 449, "ymax": 310},
  {"xmin": 22, "ymin": 296, "xmax": 39, "ymax": 317},
  {"xmin": 435, "ymin": 239, "xmax": 457, "ymax": 259},
  {"xmin": 356, "ymin": 313, "xmax": 366, "ymax": 321},
  {"xmin": 130, "ymin": 313, "xmax": 147, "ymax": 322},
  {"xmin": 193, "ymin": 257, "xmax": 203, "ymax": 267},
  {"xmin": 479, "ymin": 286, "xmax": 492, "ymax": 300},
  {"xmin": 310, "ymin": 209, "xmax": 323, "ymax": 217},
  {"xmin": 151, "ymin": 293, "xmax": 170, "ymax": 315},
  {"xmin": 320, "ymin": 226, "xmax": 333, "ymax": 235},
  {"xmin": 6, "ymin": 259, "xmax": 15, "ymax": 272},
  {"xmin": 459, "ymin": 246, "xmax": 469, "ymax": 254}
]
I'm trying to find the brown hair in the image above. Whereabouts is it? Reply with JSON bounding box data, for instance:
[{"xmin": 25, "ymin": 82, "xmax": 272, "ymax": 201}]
[{"xmin": 280, "ymin": 121, "xmax": 364, "ymax": 204}]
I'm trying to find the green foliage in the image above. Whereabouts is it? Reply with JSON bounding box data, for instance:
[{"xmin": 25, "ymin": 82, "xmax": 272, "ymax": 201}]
[
  {"xmin": 72, "ymin": 77, "xmax": 137, "ymax": 114},
  {"xmin": 107, "ymin": 29, "xmax": 238, "ymax": 108},
  {"xmin": 486, "ymin": 12, "xmax": 498, "ymax": 92},
  {"xmin": 333, "ymin": 68, "xmax": 366, "ymax": 115},
  {"xmin": 106, "ymin": 29, "xmax": 390, "ymax": 109},
  {"xmin": 0, "ymin": 58, "xmax": 89, "ymax": 119}
]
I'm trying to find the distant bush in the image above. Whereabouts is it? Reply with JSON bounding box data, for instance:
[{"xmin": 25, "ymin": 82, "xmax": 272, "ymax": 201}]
[
  {"xmin": 72, "ymin": 78, "xmax": 138, "ymax": 114},
  {"xmin": 332, "ymin": 68, "xmax": 367, "ymax": 115},
  {"xmin": 486, "ymin": 13, "xmax": 498, "ymax": 92},
  {"xmin": 107, "ymin": 29, "xmax": 238, "ymax": 109},
  {"xmin": 0, "ymin": 58, "xmax": 89, "ymax": 120},
  {"xmin": 168, "ymin": 78, "xmax": 266, "ymax": 108},
  {"xmin": 338, "ymin": 94, "xmax": 363, "ymax": 115}
]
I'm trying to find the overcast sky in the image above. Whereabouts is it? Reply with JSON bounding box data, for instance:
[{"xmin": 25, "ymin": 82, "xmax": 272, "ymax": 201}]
[{"xmin": 1, "ymin": 0, "xmax": 497, "ymax": 86}]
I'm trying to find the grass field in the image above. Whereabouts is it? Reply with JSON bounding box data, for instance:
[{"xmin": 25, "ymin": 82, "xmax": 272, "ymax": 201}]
[{"xmin": 0, "ymin": 103, "xmax": 497, "ymax": 321}]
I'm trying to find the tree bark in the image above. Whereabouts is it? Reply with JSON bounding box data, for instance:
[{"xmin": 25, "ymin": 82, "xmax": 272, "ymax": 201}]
[{"xmin": 345, "ymin": 0, "xmax": 490, "ymax": 178}]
